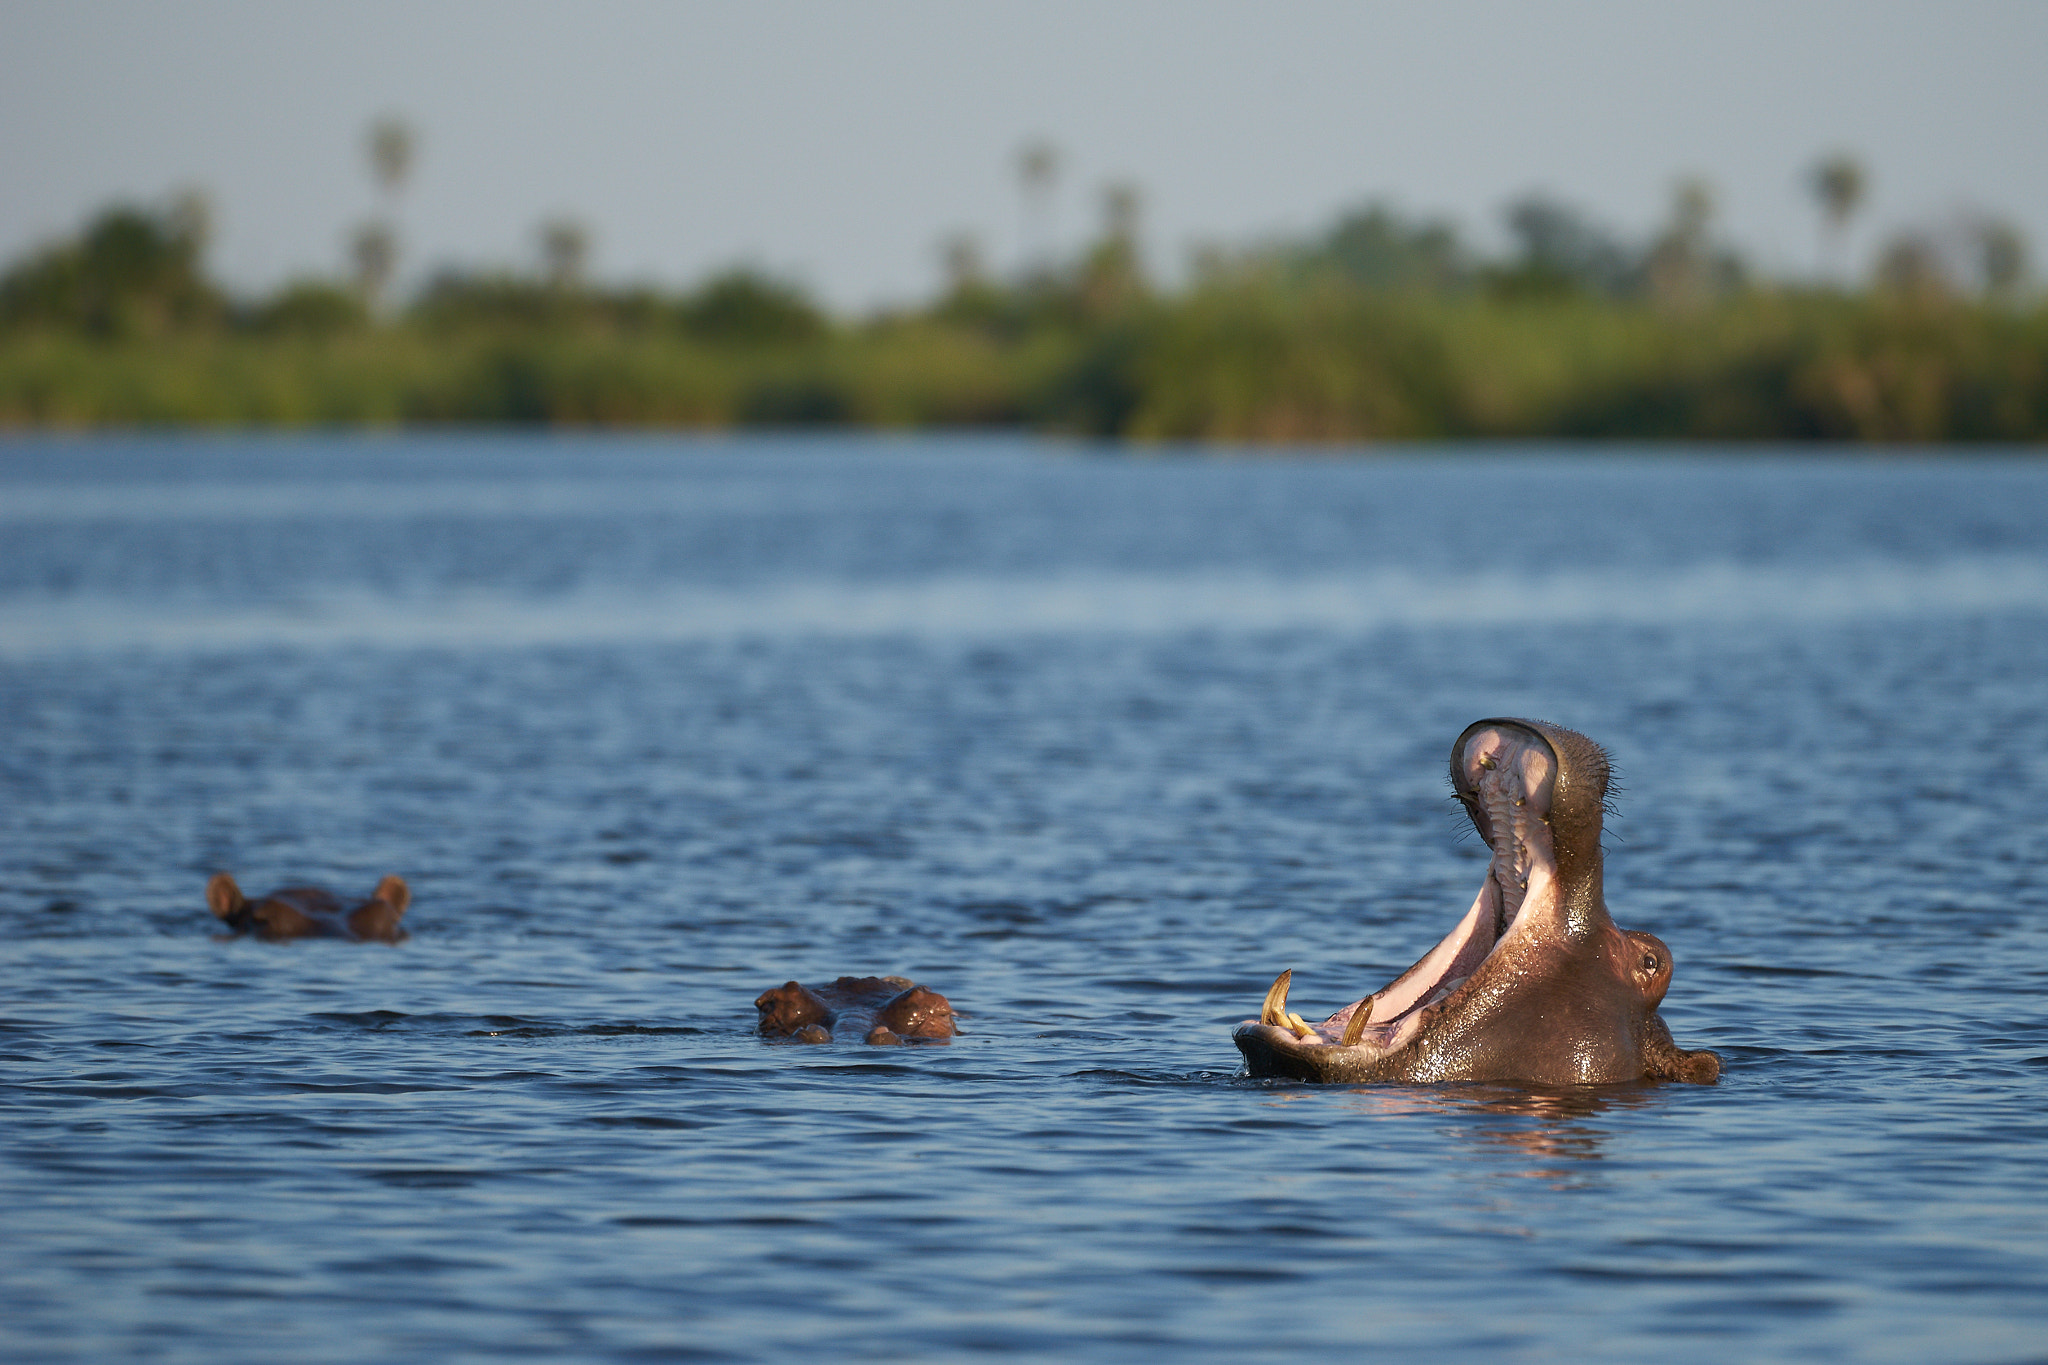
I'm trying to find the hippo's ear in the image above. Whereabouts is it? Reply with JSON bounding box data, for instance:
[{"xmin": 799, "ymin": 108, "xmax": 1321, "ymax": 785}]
[
  {"xmin": 348, "ymin": 899, "xmax": 406, "ymax": 944},
  {"xmin": 373, "ymin": 875, "xmax": 410, "ymax": 917},
  {"xmin": 874, "ymin": 985, "xmax": 958, "ymax": 1038},
  {"xmin": 206, "ymin": 872, "xmax": 245, "ymax": 920}
]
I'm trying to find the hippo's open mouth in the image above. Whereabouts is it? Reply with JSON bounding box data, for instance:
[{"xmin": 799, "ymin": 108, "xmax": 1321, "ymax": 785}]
[{"xmin": 1234, "ymin": 722, "xmax": 1560, "ymax": 1072}]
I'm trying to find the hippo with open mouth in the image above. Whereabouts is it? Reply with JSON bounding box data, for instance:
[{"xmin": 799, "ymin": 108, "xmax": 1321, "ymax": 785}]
[{"xmin": 1233, "ymin": 718, "xmax": 1719, "ymax": 1085}]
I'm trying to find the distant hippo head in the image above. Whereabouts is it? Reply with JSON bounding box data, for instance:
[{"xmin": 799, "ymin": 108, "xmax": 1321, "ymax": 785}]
[
  {"xmin": 1233, "ymin": 719, "xmax": 1719, "ymax": 1086},
  {"xmin": 207, "ymin": 872, "xmax": 410, "ymax": 944},
  {"xmin": 755, "ymin": 976, "xmax": 958, "ymax": 1045}
]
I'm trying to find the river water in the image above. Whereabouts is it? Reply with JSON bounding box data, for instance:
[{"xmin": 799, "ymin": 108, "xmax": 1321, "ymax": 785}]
[{"xmin": 3, "ymin": 434, "xmax": 2045, "ymax": 1362}]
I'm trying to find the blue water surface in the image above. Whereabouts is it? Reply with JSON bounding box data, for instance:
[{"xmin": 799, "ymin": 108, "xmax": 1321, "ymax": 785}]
[{"xmin": 2, "ymin": 433, "xmax": 2046, "ymax": 1362}]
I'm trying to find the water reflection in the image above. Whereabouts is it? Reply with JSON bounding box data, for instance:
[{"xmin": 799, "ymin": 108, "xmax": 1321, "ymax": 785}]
[
  {"xmin": 1260, "ymin": 1079, "xmax": 1676, "ymax": 1182},
  {"xmin": 1441, "ymin": 1083, "xmax": 1672, "ymax": 1180}
]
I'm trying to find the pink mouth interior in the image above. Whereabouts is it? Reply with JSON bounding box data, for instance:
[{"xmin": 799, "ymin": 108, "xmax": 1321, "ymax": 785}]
[{"xmin": 1272, "ymin": 724, "xmax": 1558, "ymax": 1052}]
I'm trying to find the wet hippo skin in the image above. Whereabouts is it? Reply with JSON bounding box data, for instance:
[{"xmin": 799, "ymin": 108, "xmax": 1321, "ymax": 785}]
[
  {"xmin": 755, "ymin": 976, "xmax": 958, "ymax": 1045},
  {"xmin": 206, "ymin": 872, "xmax": 411, "ymax": 944},
  {"xmin": 1234, "ymin": 718, "xmax": 1720, "ymax": 1085}
]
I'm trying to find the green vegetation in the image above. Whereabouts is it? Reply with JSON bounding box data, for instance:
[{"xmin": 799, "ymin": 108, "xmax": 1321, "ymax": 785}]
[{"xmin": 3, "ymin": 178, "xmax": 2044, "ymax": 441}]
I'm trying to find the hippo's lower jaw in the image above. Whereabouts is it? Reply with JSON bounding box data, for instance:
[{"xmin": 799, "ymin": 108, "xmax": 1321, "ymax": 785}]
[
  {"xmin": 1233, "ymin": 719, "xmax": 1720, "ymax": 1087},
  {"xmin": 1232, "ymin": 867, "xmax": 1525, "ymax": 1085}
]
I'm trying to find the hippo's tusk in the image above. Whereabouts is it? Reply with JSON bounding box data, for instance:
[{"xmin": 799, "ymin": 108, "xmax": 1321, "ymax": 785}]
[
  {"xmin": 1340, "ymin": 997, "xmax": 1374, "ymax": 1046},
  {"xmin": 1260, "ymin": 970, "xmax": 1293, "ymax": 1027},
  {"xmin": 1284, "ymin": 1011, "xmax": 1315, "ymax": 1038}
]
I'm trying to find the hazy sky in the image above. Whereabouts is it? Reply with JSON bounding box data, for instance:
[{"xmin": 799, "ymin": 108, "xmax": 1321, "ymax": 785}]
[{"xmin": 4, "ymin": 0, "xmax": 2044, "ymax": 308}]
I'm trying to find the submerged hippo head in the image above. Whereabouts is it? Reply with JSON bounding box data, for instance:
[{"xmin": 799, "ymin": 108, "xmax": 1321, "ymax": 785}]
[
  {"xmin": 755, "ymin": 976, "xmax": 958, "ymax": 1045},
  {"xmin": 1233, "ymin": 719, "xmax": 1719, "ymax": 1086},
  {"xmin": 207, "ymin": 872, "xmax": 410, "ymax": 944}
]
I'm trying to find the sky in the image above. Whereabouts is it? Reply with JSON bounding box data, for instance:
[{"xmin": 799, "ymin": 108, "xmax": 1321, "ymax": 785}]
[{"xmin": 3, "ymin": 0, "xmax": 2044, "ymax": 309}]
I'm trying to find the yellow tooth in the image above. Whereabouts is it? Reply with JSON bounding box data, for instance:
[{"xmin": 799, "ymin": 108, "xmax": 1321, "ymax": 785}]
[
  {"xmin": 1340, "ymin": 996, "xmax": 1375, "ymax": 1047},
  {"xmin": 1260, "ymin": 969, "xmax": 1293, "ymax": 1027},
  {"xmin": 1285, "ymin": 1011, "xmax": 1315, "ymax": 1038}
]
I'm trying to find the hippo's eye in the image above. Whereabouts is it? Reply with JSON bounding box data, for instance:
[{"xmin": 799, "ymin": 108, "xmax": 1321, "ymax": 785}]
[{"xmin": 1641, "ymin": 952, "xmax": 1660, "ymax": 973}]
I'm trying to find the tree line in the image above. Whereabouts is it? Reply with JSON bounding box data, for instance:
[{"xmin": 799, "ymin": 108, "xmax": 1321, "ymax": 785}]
[{"xmin": 2, "ymin": 132, "xmax": 2043, "ymax": 441}]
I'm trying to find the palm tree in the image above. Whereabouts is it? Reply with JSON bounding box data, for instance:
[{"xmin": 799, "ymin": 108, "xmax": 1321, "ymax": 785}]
[
  {"xmin": 1808, "ymin": 153, "xmax": 1866, "ymax": 283},
  {"xmin": 166, "ymin": 188, "xmax": 213, "ymax": 259},
  {"xmin": 1645, "ymin": 177, "xmax": 1716, "ymax": 307},
  {"xmin": 368, "ymin": 117, "xmax": 415, "ymax": 202},
  {"xmin": 936, "ymin": 230, "xmax": 986, "ymax": 296},
  {"xmin": 356, "ymin": 116, "xmax": 415, "ymax": 313},
  {"xmin": 1102, "ymin": 181, "xmax": 1141, "ymax": 246},
  {"xmin": 350, "ymin": 221, "xmax": 396, "ymax": 307},
  {"xmin": 1081, "ymin": 180, "xmax": 1146, "ymax": 314},
  {"xmin": 1016, "ymin": 138, "xmax": 1060, "ymax": 276},
  {"xmin": 1974, "ymin": 217, "xmax": 2027, "ymax": 297},
  {"xmin": 539, "ymin": 218, "xmax": 590, "ymax": 291}
]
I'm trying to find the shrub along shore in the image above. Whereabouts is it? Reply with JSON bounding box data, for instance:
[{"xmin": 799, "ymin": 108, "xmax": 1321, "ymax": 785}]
[{"xmin": 4, "ymin": 201, "xmax": 2045, "ymax": 441}]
